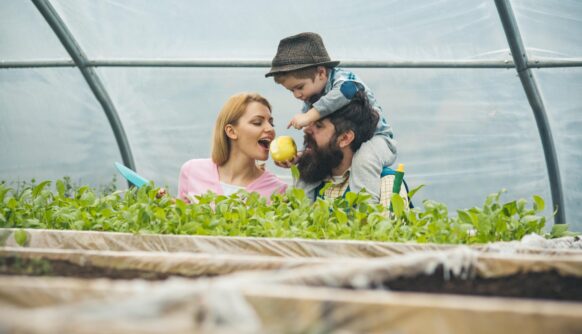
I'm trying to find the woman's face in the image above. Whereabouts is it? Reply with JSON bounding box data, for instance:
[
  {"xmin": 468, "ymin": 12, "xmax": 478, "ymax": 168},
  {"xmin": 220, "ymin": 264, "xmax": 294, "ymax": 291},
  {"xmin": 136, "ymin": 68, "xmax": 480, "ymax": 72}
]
[{"xmin": 229, "ymin": 101, "xmax": 275, "ymax": 161}]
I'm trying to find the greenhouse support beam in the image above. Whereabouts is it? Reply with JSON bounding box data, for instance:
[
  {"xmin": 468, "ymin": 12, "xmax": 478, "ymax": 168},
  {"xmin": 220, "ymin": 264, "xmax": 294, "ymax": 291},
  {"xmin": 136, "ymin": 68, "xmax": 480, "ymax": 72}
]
[
  {"xmin": 0, "ymin": 60, "xmax": 74, "ymax": 68},
  {"xmin": 87, "ymin": 59, "xmax": 516, "ymax": 68},
  {"xmin": 31, "ymin": 0, "xmax": 136, "ymax": 183},
  {"xmin": 495, "ymin": 0, "xmax": 565, "ymax": 225},
  {"xmin": 4, "ymin": 59, "xmax": 582, "ymax": 69}
]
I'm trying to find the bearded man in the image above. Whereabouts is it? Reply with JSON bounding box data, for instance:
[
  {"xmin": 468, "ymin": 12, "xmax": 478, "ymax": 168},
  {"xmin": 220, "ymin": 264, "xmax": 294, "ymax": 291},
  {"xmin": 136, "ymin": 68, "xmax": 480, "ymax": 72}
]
[{"xmin": 295, "ymin": 91, "xmax": 408, "ymax": 206}]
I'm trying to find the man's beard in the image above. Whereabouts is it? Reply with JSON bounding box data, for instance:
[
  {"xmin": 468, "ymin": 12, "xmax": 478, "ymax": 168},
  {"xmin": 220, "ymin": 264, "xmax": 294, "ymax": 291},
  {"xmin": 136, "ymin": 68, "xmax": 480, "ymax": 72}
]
[{"xmin": 297, "ymin": 134, "xmax": 344, "ymax": 183}]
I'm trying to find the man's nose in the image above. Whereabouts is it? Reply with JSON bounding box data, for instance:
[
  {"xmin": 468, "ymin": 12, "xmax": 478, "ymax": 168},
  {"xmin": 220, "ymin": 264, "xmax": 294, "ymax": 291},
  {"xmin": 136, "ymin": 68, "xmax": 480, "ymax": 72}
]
[
  {"xmin": 303, "ymin": 124, "xmax": 313, "ymax": 134},
  {"xmin": 293, "ymin": 91, "xmax": 302, "ymax": 99}
]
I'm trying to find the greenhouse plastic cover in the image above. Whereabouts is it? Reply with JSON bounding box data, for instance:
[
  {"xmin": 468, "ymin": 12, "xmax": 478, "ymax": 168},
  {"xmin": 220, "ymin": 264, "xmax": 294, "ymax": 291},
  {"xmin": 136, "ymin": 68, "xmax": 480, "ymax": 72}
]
[
  {"xmin": 1, "ymin": 248, "xmax": 582, "ymax": 333},
  {"xmin": 0, "ymin": 246, "xmax": 337, "ymax": 278},
  {"xmin": 251, "ymin": 246, "xmax": 582, "ymax": 285},
  {"xmin": 1, "ymin": 0, "xmax": 581, "ymax": 230},
  {"xmin": 3, "ymin": 228, "xmax": 582, "ymax": 258}
]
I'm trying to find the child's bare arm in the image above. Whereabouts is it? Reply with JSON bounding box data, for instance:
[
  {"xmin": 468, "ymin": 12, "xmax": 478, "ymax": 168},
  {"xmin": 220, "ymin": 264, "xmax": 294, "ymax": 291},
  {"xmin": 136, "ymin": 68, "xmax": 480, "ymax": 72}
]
[{"xmin": 288, "ymin": 108, "xmax": 320, "ymax": 129}]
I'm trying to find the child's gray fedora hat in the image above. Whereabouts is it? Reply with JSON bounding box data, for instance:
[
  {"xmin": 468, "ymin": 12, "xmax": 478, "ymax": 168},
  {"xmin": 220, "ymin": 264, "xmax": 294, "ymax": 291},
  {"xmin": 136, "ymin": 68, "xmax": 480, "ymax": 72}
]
[{"xmin": 265, "ymin": 32, "xmax": 340, "ymax": 77}]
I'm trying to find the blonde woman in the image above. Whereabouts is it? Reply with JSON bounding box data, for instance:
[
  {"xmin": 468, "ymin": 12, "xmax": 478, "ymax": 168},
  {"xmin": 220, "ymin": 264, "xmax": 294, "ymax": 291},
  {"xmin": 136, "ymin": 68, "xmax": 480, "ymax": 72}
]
[{"xmin": 178, "ymin": 93, "xmax": 287, "ymax": 201}]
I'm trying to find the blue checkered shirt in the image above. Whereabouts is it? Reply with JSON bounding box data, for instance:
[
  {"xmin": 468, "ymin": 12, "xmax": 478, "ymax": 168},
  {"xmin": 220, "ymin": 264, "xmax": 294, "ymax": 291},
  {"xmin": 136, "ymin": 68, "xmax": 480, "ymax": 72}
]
[{"xmin": 302, "ymin": 67, "xmax": 394, "ymax": 140}]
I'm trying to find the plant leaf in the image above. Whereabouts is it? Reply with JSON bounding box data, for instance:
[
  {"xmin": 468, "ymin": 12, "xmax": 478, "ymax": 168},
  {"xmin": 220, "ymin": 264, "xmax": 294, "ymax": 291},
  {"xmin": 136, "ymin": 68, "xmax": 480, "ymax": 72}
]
[
  {"xmin": 391, "ymin": 194, "xmax": 405, "ymax": 218},
  {"xmin": 56, "ymin": 180, "xmax": 66, "ymax": 197},
  {"xmin": 457, "ymin": 210, "xmax": 472, "ymax": 225},
  {"xmin": 335, "ymin": 209, "xmax": 348, "ymax": 224},
  {"xmin": 407, "ymin": 184, "xmax": 425, "ymax": 199},
  {"xmin": 290, "ymin": 165, "xmax": 300, "ymax": 182},
  {"xmin": 32, "ymin": 180, "xmax": 51, "ymax": 197},
  {"xmin": 14, "ymin": 230, "xmax": 28, "ymax": 246},
  {"xmin": 533, "ymin": 195, "xmax": 545, "ymax": 212}
]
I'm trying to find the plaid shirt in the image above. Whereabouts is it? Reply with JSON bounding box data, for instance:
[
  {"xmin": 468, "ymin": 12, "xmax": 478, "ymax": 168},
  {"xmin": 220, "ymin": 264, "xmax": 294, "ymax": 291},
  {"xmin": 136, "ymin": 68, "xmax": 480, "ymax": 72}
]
[{"xmin": 317, "ymin": 169, "xmax": 408, "ymax": 207}]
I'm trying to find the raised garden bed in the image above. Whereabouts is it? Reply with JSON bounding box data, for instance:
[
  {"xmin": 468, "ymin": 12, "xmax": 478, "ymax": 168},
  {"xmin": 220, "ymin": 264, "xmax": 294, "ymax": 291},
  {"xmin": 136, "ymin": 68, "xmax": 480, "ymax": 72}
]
[
  {"xmin": 256, "ymin": 248, "xmax": 582, "ymax": 302},
  {"xmin": 0, "ymin": 247, "xmax": 331, "ymax": 281},
  {"xmin": 366, "ymin": 264, "xmax": 582, "ymax": 302},
  {"xmin": 1, "ymin": 275, "xmax": 581, "ymax": 334},
  {"xmin": 2, "ymin": 228, "xmax": 581, "ymax": 259},
  {"xmin": 0, "ymin": 255, "xmax": 185, "ymax": 280}
]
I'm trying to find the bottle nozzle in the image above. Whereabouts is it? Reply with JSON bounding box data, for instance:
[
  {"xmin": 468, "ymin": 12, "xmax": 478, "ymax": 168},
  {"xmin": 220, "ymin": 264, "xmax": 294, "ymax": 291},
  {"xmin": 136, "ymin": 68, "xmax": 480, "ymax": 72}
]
[{"xmin": 396, "ymin": 163, "xmax": 405, "ymax": 172}]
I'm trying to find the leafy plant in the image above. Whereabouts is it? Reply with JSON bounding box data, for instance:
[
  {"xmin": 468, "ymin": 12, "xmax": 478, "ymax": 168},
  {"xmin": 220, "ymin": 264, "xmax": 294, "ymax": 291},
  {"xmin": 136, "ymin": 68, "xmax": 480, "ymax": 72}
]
[{"xmin": 0, "ymin": 178, "xmax": 575, "ymax": 244}]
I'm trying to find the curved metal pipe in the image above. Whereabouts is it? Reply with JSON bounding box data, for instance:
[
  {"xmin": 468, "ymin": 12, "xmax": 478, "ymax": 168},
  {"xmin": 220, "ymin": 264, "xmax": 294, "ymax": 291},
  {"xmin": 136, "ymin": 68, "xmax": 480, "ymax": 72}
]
[
  {"xmin": 495, "ymin": 0, "xmax": 565, "ymax": 225},
  {"xmin": 31, "ymin": 0, "xmax": 136, "ymax": 181}
]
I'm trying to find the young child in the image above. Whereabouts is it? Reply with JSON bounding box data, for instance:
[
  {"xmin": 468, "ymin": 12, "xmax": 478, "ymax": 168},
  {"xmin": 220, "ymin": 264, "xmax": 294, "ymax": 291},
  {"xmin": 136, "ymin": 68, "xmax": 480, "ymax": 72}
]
[{"xmin": 265, "ymin": 32, "xmax": 397, "ymax": 202}]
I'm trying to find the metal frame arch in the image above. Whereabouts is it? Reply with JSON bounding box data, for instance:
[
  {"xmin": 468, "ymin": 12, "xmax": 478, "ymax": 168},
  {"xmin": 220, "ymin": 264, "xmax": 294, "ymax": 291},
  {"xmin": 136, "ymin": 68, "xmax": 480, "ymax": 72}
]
[
  {"xmin": 494, "ymin": 0, "xmax": 565, "ymax": 225},
  {"xmin": 20, "ymin": 0, "xmax": 569, "ymax": 224},
  {"xmin": 31, "ymin": 0, "xmax": 136, "ymax": 179}
]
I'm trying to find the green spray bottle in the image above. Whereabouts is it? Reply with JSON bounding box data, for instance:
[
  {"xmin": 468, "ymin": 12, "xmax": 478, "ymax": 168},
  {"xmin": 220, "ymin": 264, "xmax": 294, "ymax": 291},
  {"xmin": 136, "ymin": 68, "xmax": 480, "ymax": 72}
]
[
  {"xmin": 389, "ymin": 163, "xmax": 405, "ymax": 212},
  {"xmin": 392, "ymin": 163, "xmax": 405, "ymax": 194}
]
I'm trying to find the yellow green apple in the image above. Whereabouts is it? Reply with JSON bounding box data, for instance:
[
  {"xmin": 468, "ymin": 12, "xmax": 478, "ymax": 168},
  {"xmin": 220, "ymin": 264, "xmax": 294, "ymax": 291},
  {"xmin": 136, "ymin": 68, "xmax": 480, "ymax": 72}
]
[{"xmin": 270, "ymin": 136, "xmax": 297, "ymax": 162}]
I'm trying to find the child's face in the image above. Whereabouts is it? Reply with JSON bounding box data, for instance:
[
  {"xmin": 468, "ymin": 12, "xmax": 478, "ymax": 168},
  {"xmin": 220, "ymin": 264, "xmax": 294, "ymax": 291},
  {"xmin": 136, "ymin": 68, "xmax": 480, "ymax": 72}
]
[{"xmin": 279, "ymin": 68, "xmax": 328, "ymax": 102}]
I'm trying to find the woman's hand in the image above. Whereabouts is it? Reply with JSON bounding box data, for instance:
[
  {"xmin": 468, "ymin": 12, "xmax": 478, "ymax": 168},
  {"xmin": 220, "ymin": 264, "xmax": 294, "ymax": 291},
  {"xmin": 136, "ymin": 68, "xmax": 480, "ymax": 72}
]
[
  {"xmin": 157, "ymin": 188, "xmax": 190, "ymax": 204},
  {"xmin": 156, "ymin": 188, "xmax": 168, "ymax": 199}
]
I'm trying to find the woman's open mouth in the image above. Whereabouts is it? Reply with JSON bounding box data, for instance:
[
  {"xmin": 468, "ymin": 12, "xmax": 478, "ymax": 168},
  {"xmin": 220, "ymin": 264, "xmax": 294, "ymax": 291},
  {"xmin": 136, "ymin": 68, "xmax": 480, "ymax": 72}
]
[{"xmin": 258, "ymin": 138, "xmax": 271, "ymax": 150}]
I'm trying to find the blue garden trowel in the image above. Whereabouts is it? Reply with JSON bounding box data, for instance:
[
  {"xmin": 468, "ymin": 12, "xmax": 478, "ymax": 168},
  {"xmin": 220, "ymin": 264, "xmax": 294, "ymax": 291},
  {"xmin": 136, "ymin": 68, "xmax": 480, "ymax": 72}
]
[{"xmin": 114, "ymin": 162, "xmax": 150, "ymax": 188}]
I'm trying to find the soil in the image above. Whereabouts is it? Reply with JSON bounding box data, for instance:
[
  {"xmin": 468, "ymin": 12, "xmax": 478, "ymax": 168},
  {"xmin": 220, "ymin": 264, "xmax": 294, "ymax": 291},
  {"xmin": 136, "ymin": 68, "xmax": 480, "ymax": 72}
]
[
  {"xmin": 0, "ymin": 255, "xmax": 208, "ymax": 281},
  {"xmin": 366, "ymin": 265, "xmax": 582, "ymax": 302}
]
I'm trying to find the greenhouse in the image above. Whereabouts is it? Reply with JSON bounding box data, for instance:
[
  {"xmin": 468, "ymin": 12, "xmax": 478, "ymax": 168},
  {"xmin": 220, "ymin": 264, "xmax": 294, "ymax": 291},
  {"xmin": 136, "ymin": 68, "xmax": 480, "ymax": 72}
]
[{"xmin": 1, "ymin": 0, "xmax": 582, "ymax": 333}]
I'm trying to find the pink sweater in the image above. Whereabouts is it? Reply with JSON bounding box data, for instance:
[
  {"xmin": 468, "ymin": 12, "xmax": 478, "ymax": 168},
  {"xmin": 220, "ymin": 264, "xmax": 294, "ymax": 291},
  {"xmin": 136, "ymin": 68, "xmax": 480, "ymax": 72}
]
[{"xmin": 178, "ymin": 158, "xmax": 287, "ymax": 200}]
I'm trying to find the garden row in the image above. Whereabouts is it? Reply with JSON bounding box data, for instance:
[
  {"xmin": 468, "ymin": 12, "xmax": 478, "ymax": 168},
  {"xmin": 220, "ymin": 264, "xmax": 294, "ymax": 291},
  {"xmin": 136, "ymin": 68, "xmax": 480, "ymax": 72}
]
[
  {"xmin": 1, "ymin": 179, "xmax": 573, "ymax": 244},
  {"xmin": 1, "ymin": 228, "xmax": 581, "ymax": 333},
  {"xmin": 1, "ymin": 180, "xmax": 581, "ymax": 333}
]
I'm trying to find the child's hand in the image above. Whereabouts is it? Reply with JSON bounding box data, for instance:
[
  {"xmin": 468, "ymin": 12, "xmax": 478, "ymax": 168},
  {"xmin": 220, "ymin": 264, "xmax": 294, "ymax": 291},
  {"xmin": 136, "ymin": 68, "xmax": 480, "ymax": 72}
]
[
  {"xmin": 287, "ymin": 113, "xmax": 313, "ymax": 130},
  {"xmin": 156, "ymin": 187, "xmax": 178, "ymax": 204},
  {"xmin": 273, "ymin": 151, "xmax": 303, "ymax": 168},
  {"xmin": 156, "ymin": 188, "xmax": 168, "ymax": 199},
  {"xmin": 288, "ymin": 108, "xmax": 321, "ymax": 130}
]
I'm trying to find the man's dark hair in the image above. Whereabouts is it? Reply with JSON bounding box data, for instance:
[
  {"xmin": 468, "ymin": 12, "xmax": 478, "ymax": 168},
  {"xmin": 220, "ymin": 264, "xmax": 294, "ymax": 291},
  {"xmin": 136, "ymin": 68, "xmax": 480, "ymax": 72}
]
[{"xmin": 327, "ymin": 91, "xmax": 379, "ymax": 151}]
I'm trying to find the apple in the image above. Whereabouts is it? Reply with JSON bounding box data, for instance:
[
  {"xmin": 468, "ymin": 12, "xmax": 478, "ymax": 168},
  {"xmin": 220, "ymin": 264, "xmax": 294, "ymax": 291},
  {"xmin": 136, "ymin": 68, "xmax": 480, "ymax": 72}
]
[{"xmin": 270, "ymin": 136, "xmax": 297, "ymax": 162}]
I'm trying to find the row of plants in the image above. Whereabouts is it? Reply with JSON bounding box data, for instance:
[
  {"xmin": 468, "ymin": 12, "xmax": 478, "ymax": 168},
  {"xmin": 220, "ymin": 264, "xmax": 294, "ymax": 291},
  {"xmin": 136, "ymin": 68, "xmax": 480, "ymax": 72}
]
[{"xmin": 0, "ymin": 176, "xmax": 575, "ymax": 245}]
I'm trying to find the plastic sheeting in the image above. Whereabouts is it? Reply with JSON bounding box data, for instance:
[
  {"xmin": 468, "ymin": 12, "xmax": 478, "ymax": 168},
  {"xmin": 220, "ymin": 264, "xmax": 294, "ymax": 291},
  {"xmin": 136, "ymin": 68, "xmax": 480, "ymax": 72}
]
[
  {"xmin": 242, "ymin": 285, "xmax": 582, "ymax": 334},
  {"xmin": 0, "ymin": 68, "xmax": 124, "ymax": 189},
  {"xmin": 1, "ymin": 248, "xmax": 582, "ymax": 333},
  {"xmin": 0, "ymin": 246, "xmax": 338, "ymax": 280},
  {"xmin": 0, "ymin": 276, "xmax": 261, "ymax": 334},
  {"xmin": 533, "ymin": 67, "xmax": 582, "ymax": 236},
  {"xmin": 3, "ymin": 281, "xmax": 582, "ymax": 334},
  {"xmin": 48, "ymin": 0, "xmax": 508, "ymax": 60},
  {"xmin": 251, "ymin": 247, "xmax": 582, "ymax": 287},
  {"xmin": 0, "ymin": 1, "xmax": 69, "ymax": 60},
  {"xmin": 3, "ymin": 0, "xmax": 581, "ymax": 229},
  {"xmin": 0, "ymin": 228, "xmax": 460, "ymax": 258},
  {"xmin": 1, "ymin": 228, "xmax": 581, "ymax": 258},
  {"xmin": 513, "ymin": 0, "xmax": 582, "ymax": 59}
]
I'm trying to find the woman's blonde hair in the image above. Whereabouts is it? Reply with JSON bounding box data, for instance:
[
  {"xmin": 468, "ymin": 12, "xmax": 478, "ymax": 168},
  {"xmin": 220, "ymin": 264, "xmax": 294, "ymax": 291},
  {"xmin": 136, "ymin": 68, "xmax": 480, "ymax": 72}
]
[{"xmin": 211, "ymin": 92, "xmax": 272, "ymax": 166}]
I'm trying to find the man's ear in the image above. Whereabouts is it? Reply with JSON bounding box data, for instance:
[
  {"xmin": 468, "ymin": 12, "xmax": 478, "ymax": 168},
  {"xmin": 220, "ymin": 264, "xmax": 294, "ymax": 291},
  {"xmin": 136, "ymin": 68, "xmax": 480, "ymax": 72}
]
[
  {"xmin": 337, "ymin": 130, "xmax": 355, "ymax": 149},
  {"xmin": 225, "ymin": 124, "xmax": 237, "ymax": 140}
]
